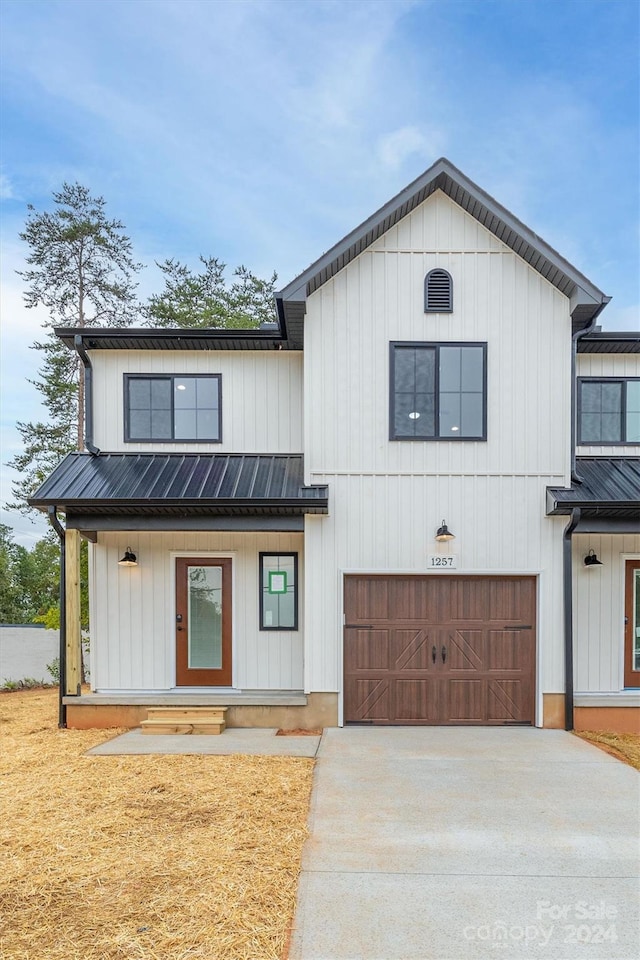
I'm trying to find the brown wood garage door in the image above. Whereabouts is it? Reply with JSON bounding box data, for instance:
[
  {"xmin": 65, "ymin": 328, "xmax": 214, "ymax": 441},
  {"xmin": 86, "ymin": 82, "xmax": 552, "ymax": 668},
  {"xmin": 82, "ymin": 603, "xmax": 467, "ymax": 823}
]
[{"xmin": 344, "ymin": 575, "xmax": 536, "ymax": 725}]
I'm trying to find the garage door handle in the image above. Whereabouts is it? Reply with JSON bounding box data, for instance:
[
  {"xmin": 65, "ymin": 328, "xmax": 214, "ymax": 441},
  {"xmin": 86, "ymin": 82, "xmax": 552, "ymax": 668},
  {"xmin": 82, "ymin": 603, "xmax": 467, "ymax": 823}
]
[
  {"xmin": 344, "ymin": 624, "xmax": 373, "ymax": 629},
  {"xmin": 441, "ymin": 645, "xmax": 447, "ymax": 663},
  {"xmin": 432, "ymin": 645, "xmax": 437, "ymax": 664}
]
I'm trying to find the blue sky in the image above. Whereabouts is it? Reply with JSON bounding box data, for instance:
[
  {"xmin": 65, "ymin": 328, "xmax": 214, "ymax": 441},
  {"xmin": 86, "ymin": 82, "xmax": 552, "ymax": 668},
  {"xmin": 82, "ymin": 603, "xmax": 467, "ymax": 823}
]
[{"xmin": 1, "ymin": 0, "xmax": 639, "ymax": 544}]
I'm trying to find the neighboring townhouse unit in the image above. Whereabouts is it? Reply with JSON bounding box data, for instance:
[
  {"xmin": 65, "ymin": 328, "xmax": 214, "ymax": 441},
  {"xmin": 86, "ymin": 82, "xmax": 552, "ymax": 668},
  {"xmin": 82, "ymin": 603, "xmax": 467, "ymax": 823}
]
[{"xmin": 30, "ymin": 158, "xmax": 640, "ymax": 733}]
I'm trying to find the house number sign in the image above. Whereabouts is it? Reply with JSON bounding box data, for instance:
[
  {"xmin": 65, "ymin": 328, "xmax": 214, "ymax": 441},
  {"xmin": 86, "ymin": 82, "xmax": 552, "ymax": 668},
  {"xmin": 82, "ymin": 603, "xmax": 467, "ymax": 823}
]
[{"xmin": 427, "ymin": 555, "xmax": 458, "ymax": 569}]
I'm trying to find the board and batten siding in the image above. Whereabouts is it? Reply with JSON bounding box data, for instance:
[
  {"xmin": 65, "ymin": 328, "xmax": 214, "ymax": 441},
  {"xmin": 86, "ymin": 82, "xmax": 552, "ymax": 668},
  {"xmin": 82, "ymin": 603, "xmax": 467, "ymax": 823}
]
[
  {"xmin": 576, "ymin": 353, "xmax": 640, "ymax": 457},
  {"xmin": 573, "ymin": 534, "xmax": 640, "ymax": 693},
  {"xmin": 89, "ymin": 532, "xmax": 303, "ymax": 691},
  {"xmin": 304, "ymin": 192, "xmax": 571, "ymax": 478},
  {"xmin": 90, "ymin": 350, "xmax": 303, "ymax": 453},
  {"xmin": 304, "ymin": 476, "xmax": 567, "ymax": 705},
  {"xmin": 302, "ymin": 191, "xmax": 572, "ymax": 708}
]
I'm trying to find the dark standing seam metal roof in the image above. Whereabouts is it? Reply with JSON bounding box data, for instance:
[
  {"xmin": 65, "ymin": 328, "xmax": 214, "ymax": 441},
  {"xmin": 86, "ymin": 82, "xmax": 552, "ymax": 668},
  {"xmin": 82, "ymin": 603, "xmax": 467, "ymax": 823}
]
[
  {"xmin": 546, "ymin": 458, "xmax": 640, "ymax": 516},
  {"xmin": 577, "ymin": 332, "xmax": 640, "ymax": 354},
  {"xmin": 28, "ymin": 453, "xmax": 328, "ymax": 516},
  {"xmin": 276, "ymin": 157, "xmax": 609, "ymax": 340}
]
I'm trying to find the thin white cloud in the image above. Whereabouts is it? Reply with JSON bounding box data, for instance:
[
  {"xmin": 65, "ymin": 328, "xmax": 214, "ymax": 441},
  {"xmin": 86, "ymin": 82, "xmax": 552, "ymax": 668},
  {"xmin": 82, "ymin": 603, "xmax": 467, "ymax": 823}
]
[
  {"xmin": 377, "ymin": 125, "xmax": 445, "ymax": 170},
  {"xmin": 0, "ymin": 2, "xmax": 636, "ymax": 322},
  {"xmin": 0, "ymin": 173, "xmax": 14, "ymax": 200}
]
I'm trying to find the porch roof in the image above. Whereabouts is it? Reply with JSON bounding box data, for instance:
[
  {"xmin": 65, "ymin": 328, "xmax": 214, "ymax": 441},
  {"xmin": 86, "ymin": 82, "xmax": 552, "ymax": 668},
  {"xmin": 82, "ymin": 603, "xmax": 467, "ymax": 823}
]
[
  {"xmin": 28, "ymin": 453, "xmax": 328, "ymax": 532},
  {"xmin": 546, "ymin": 458, "xmax": 640, "ymax": 530}
]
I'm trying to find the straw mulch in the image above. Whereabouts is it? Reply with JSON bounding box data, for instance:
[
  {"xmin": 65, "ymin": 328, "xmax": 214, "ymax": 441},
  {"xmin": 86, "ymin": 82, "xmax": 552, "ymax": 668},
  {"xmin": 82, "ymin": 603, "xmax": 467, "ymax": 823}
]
[
  {"xmin": 575, "ymin": 730, "xmax": 640, "ymax": 770},
  {"xmin": 0, "ymin": 688, "xmax": 314, "ymax": 960}
]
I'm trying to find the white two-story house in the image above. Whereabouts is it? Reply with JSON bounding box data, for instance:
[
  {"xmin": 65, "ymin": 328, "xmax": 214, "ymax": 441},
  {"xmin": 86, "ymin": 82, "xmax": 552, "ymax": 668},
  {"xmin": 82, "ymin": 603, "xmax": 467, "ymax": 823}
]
[{"xmin": 30, "ymin": 159, "xmax": 640, "ymax": 733}]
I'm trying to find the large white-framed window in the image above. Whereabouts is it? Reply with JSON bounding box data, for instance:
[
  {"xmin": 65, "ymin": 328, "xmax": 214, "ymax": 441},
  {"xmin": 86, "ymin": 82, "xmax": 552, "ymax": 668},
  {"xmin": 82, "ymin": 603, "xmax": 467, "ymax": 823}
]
[
  {"xmin": 390, "ymin": 342, "xmax": 487, "ymax": 440},
  {"xmin": 578, "ymin": 378, "xmax": 640, "ymax": 445},
  {"xmin": 124, "ymin": 374, "xmax": 222, "ymax": 442}
]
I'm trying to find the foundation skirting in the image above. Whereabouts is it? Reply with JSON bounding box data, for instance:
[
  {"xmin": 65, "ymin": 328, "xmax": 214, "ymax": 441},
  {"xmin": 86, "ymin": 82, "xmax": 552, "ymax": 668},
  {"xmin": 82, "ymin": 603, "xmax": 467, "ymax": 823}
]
[{"xmin": 64, "ymin": 693, "xmax": 338, "ymax": 730}]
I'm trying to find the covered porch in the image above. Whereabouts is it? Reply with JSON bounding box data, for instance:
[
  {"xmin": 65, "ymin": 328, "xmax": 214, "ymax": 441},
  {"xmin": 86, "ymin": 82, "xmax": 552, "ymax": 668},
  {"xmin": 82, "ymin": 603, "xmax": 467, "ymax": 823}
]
[
  {"xmin": 29, "ymin": 452, "xmax": 331, "ymax": 729},
  {"xmin": 547, "ymin": 457, "xmax": 640, "ymax": 733}
]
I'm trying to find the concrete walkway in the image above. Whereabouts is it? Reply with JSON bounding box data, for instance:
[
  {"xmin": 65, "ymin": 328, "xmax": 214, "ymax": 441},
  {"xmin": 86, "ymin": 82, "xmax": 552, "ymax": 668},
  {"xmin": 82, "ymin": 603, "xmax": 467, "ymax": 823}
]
[
  {"xmin": 86, "ymin": 726, "xmax": 321, "ymax": 757},
  {"xmin": 288, "ymin": 727, "xmax": 640, "ymax": 960}
]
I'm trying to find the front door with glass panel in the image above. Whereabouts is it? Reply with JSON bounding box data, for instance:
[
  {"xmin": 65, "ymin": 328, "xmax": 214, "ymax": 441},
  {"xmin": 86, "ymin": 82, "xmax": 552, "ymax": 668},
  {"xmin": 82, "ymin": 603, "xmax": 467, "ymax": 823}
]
[
  {"xmin": 175, "ymin": 558, "xmax": 232, "ymax": 686},
  {"xmin": 624, "ymin": 561, "xmax": 640, "ymax": 688}
]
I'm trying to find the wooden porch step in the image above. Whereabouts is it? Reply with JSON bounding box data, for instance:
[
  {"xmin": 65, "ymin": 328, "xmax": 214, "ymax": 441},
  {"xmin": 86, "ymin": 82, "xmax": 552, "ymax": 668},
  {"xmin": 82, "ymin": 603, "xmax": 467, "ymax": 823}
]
[
  {"xmin": 141, "ymin": 706, "xmax": 227, "ymax": 735},
  {"xmin": 146, "ymin": 707, "xmax": 228, "ymax": 720}
]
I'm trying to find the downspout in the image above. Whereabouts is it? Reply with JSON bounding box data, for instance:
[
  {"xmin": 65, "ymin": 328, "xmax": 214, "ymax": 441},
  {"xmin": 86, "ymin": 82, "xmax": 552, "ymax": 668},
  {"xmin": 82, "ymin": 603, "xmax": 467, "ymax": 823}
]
[
  {"xmin": 565, "ymin": 300, "xmax": 610, "ymax": 725},
  {"xmin": 563, "ymin": 507, "xmax": 581, "ymax": 731},
  {"xmin": 47, "ymin": 506, "xmax": 67, "ymax": 729},
  {"xmin": 570, "ymin": 302, "xmax": 609, "ymax": 484},
  {"xmin": 74, "ymin": 334, "xmax": 100, "ymax": 455}
]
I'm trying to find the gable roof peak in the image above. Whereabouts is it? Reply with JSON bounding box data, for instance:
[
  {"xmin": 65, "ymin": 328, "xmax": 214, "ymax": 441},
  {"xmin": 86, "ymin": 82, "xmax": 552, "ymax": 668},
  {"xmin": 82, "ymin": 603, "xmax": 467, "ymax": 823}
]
[{"xmin": 276, "ymin": 158, "xmax": 609, "ymax": 341}]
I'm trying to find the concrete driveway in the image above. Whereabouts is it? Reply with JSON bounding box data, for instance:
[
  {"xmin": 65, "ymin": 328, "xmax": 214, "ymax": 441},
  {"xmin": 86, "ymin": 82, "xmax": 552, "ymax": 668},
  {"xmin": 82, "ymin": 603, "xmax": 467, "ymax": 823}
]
[{"xmin": 288, "ymin": 727, "xmax": 639, "ymax": 960}]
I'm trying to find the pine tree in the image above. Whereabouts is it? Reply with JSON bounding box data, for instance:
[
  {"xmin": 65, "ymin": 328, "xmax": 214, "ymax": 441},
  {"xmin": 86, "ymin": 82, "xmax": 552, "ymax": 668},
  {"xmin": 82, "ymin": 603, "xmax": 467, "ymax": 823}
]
[
  {"xmin": 7, "ymin": 183, "xmax": 142, "ymax": 511},
  {"xmin": 145, "ymin": 256, "xmax": 277, "ymax": 329}
]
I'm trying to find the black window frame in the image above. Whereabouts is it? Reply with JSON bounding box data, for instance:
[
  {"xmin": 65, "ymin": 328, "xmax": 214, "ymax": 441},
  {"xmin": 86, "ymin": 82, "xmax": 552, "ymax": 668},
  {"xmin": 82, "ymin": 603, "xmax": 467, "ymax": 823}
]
[
  {"xmin": 389, "ymin": 341, "xmax": 488, "ymax": 441},
  {"xmin": 259, "ymin": 552, "xmax": 298, "ymax": 631},
  {"xmin": 577, "ymin": 378, "xmax": 640, "ymax": 446},
  {"xmin": 124, "ymin": 373, "xmax": 222, "ymax": 443},
  {"xmin": 424, "ymin": 268, "xmax": 453, "ymax": 313}
]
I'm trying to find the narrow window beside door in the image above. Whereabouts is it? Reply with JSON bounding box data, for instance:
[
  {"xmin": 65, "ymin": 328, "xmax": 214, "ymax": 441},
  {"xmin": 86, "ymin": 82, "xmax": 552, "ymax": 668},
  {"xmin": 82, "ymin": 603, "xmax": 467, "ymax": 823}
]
[{"xmin": 259, "ymin": 553, "xmax": 298, "ymax": 630}]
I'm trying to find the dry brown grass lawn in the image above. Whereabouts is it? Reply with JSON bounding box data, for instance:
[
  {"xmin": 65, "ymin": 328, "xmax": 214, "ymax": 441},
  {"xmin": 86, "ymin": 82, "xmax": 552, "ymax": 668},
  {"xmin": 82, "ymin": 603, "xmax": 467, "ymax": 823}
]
[
  {"xmin": 0, "ymin": 688, "xmax": 314, "ymax": 960},
  {"xmin": 576, "ymin": 730, "xmax": 640, "ymax": 770}
]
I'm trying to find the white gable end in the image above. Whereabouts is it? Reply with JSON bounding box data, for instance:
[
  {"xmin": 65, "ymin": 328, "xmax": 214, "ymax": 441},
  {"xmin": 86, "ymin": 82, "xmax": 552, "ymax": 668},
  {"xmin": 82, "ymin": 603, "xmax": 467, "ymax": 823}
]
[
  {"xmin": 370, "ymin": 189, "xmax": 510, "ymax": 254},
  {"xmin": 303, "ymin": 189, "xmax": 571, "ymax": 479}
]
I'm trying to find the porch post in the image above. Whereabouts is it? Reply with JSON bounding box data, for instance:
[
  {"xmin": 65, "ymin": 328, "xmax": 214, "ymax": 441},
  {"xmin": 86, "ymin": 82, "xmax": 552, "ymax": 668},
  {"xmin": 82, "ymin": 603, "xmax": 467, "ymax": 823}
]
[{"xmin": 65, "ymin": 528, "xmax": 82, "ymax": 696}]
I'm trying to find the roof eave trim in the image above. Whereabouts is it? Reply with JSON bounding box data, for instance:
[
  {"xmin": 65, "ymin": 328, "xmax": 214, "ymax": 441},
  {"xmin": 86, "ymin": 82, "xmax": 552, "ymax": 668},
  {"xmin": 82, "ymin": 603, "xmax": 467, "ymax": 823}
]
[
  {"xmin": 53, "ymin": 326, "xmax": 288, "ymax": 347},
  {"xmin": 546, "ymin": 498, "xmax": 640, "ymax": 516},
  {"xmin": 276, "ymin": 157, "xmax": 608, "ymax": 312}
]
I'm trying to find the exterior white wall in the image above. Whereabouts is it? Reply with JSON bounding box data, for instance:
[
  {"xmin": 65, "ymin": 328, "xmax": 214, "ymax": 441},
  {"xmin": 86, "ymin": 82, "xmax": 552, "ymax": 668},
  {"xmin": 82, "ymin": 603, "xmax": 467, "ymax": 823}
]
[
  {"xmin": 304, "ymin": 479, "xmax": 567, "ymax": 702},
  {"xmin": 302, "ymin": 190, "xmax": 573, "ymax": 708},
  {"xmin": 576, "ymin": 353, "xmax": 640, "ymax": 457},
  {"xmin": 573, "ymin": 533, "xmax": 640, "ymax": 693},
  {"xmin": 305, "ymin": 192, "xmax": 571, "ymax": 477},
  {"xmin": 89, "ymin": 531, "xmax": 303, "ymax": 692},
  {"xmin": 91, "ymin": 350, "xmax": 303, "ymax": 453}
]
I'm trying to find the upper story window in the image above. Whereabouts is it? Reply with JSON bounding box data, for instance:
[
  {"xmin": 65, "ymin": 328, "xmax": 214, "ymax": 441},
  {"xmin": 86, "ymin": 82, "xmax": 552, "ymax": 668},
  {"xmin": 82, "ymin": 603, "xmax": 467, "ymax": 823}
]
[
  {"xmin": 390, "ymin": 342, "xmax": 487, "ymax": 440},
  {"xmin": 424, "ymin": 269, "xmax": 453, "ymax": 313},
  {"xmin": 578, "ymin": 378, "xmax": 640, "ymax": 444},
  {"xmin": 125, "ymin": 374, "xmax": 222, "ymax": 442}
]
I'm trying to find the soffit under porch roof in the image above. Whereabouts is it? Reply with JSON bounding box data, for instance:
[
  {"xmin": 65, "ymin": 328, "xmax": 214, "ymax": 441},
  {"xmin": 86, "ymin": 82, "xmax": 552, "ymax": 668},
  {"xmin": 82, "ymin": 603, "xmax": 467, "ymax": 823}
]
[
  {"xmin": 276, "ymin": 157, "xmax": 610, "ymax": 340},
  {"xmin": 28, "ymin": 453, "xmax": 328, "ymax": 532},
  {"xmin": 546, "ymin": 458, "xmax": 640, "ymax": 529},
  {"xmin": 54, "ymin": 326, "xmax": 301, "ymax": 352},
  {"xmin": 577, "ymin": 332, "xmax": 640, "ymax": 354}
]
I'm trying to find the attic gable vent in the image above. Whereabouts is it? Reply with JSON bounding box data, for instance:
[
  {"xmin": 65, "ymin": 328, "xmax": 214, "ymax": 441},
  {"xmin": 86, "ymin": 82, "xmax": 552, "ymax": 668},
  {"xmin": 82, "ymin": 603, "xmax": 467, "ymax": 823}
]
[{"xmin": 424, "ymin": 269, "xmax": 453, "ymax": 313}]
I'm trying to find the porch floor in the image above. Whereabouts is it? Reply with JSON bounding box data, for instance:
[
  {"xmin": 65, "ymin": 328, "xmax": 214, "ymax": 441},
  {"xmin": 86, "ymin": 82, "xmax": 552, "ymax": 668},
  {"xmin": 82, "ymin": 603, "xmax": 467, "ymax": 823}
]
[{"xmin": 64, "ymin": 690, "xmax": 308, "ymax": 707}]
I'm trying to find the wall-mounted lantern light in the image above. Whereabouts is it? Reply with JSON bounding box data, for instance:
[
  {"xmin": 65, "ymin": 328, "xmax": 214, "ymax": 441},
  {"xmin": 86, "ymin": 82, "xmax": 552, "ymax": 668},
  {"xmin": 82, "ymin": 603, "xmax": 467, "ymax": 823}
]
[
  {"xmin": 118, "ymin": 547, "xmax": 138, "ymax": 567},
  {"xmin": 583, "ymin": 549, "xmax": 603, "ymax": 569},
  {"xmin": 435, "ymin": 520, "xmax": 455, "ymax": 542}
]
